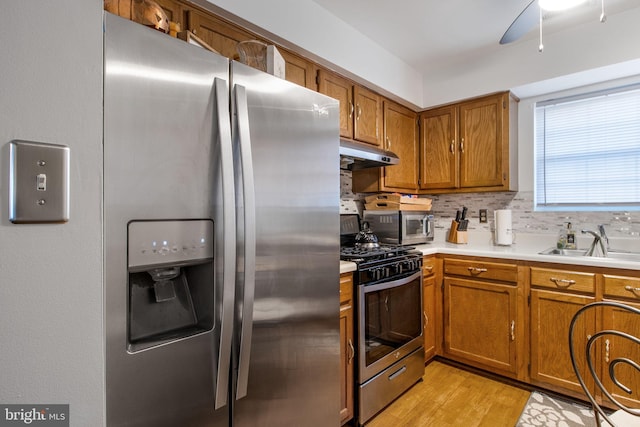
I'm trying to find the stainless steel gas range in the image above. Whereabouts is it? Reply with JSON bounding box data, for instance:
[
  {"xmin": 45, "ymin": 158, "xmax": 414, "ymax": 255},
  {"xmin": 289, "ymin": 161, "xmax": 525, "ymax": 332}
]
[{"xmin": 340, "ymin": 219, "xmax": 425, "ymax": 425}]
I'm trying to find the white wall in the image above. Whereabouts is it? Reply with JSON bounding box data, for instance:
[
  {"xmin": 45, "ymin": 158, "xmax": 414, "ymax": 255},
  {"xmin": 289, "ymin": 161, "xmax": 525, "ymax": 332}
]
[
  {"xmin": 199, "ymin": 0, "xmax": 424, "ymax": 108},
  {"xmin": 423, "ymin": 6, "xmax": 640, "ymax": 107},
  {"xmin": 0, "ymin": 1, "xmax": 104, "ymax": 425},
  {"xmin": 201, "ymin": 0, "xmax": 640, "ymax": 111}
]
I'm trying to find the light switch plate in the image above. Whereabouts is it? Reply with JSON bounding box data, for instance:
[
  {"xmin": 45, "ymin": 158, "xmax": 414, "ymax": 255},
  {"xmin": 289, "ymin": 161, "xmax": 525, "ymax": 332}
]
[{"xmin": 9, "ymin": 140, "xmax": 70, "ymax": 223}]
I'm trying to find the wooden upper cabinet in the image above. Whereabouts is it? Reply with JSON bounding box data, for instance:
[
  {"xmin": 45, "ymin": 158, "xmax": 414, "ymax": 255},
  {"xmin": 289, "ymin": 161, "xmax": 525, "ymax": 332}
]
[
  {"xmin": 279, "ymin": 49, "xmax": 317, "ymax": 90},
  {"xmin": 420, "ymin": 105, "xmax": 458, "ymax": 190},
  {"xmin": 185, "ymin": 8, "xmax": 254, "ymax": 59},
  {"xmin": 318, "ymin": 70, "xmax": 382, "ymax": 147},
  {"xmin": 459, "ymin": 95, "xmax": 505, "ymax": 188},
  {"xmin": 318, "ymin": 70, "xmax": 353, "ymax": 139},
  {"xmin": 353, "ymin": 85, "xmax": 382, "ymax": 146},
  {"xmin": 420, "ymin": 91, "xmax": 517, "ymax": 193},
  {"xmin": 154, "ymin": 0, "xmax": 184, "ymax": 25},
  {"xmin": 381, "ymin": 101, "xmax": 419, "ymax": 191}
]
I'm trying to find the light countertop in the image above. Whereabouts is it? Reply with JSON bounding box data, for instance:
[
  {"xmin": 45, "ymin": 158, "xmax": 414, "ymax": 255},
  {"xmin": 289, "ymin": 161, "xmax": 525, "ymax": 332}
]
[{"xmin": 341, "ymin": 231, "xmax": 640, "ymax": 273}]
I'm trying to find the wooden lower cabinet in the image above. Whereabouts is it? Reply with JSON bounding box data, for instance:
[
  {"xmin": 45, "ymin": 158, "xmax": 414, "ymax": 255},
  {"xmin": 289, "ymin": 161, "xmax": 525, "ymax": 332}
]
[
  {"xmin": 602, "ymin": 274, "xmax": 640, "ymax": 408},
  {"xmin": 339, "ymin": 273, "xmax": 354, "ymax": 425},
  {"xmin": 529, "ymin": 266, "xmax": 597, "ymax": 398},
  {"xmin": 529, "ymin": 289, "xmax": 596, "ymax": 396},
  {"xmin": 442, "ymin": 258, "xmax": 520, "ymax": 378},
  {"xmin": 423, "ymin": 256, "xmax": 441, "ymax": 361}
]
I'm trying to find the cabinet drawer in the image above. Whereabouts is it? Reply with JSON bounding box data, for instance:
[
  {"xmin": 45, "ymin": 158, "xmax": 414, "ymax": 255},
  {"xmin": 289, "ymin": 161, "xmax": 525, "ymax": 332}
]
[
  {"xmin": 603, "ymin": 274, "xmax": 640, "ymax": 301},
  {"xmin": 340, "ymin": 273, "xmax": 353, "ymax": 304},
  {"xmin": 444, "ymin": 258, "xmax": 517, "ymax": 283},
  {"xmin": 530, "ymin": 267, "xmax": 595, "ymax": 294},
  {"xmin": 423, "ymin": 256, "xmax": 437, "ymax": 278}
]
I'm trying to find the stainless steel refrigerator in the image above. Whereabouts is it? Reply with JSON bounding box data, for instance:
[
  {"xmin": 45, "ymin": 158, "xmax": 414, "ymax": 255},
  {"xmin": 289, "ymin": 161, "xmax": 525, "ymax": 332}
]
[{"xmin": 103, "ymin": 13, "xmax": 340, "ymax": 427}]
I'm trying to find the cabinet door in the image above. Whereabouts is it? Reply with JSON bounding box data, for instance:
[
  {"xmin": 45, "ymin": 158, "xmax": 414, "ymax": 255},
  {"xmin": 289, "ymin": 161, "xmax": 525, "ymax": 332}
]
[
  {"xmin": 530, "ymin": 289, "xmax": 596, "ymax": 395},
  {"xmin": 381, "ymin": 101, "xmax": 419, "ymax": 191},
  {"xmin": 186, "ymin": 8, "xmax": 254, "ymax": 59},
  {"xmin": 459, "ymin": 94, "xmax": 505, "ymax": 188},
  {"xmin": 279, "ymin": 49, "xmax": 317, "ymax": 90},
  {"xmin": 318, "ymin": 70, "xmax": 353, "ymax": 140},
  {"xmin": 155, "ymin": 0, "xmax": 183, "ymax": 24},
  {"xmin": 419, "ymin": 105, "xmax": 458, "ymax": 190},
  {"xmin": 339, "ymin": 274, "xmax": 354, "ymax": 425},
  {"xmin": 423, "ymin": 273, "xmax": 437, "ymax": 361},
  {"xmin": 353, "ymin": 85, "xmax": 382, "ymax": 146},
  {"xmin": 602, "ymin": 300, "xmax": 640, "ymax": 408},
  {"xmin": 444, "ymin": 277, "xmax": 518, "ymax": 376}
]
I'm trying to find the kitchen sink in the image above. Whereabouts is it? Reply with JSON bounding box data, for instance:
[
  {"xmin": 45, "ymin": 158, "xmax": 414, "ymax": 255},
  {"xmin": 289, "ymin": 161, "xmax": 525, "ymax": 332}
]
[
  {"xmin": 539, "ymin": 247, "xmax": 640, "ymax": 262},
  {"xmin": 539, "ymin": 248, "xmax": 588, "ymax": 257}
]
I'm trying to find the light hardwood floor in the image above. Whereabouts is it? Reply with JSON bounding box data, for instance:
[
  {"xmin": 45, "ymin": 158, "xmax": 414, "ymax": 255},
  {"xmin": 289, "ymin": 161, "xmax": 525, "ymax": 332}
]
[{"xmin": 365, "ymin": 360, "xmax": 531, "ymax": 427}]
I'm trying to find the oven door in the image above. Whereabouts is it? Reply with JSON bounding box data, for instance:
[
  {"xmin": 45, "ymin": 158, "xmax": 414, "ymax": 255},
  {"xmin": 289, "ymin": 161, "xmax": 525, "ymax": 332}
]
[{"xmin": 358, "ymin": 270, "xmax": 423, "ymax": 383}]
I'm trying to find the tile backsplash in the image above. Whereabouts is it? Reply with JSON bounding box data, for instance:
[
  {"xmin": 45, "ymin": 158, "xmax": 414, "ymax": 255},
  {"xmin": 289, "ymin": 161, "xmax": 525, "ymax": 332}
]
[{"xmin": 340, "ymin": 170, "xmax": 639, "ymax": 238}]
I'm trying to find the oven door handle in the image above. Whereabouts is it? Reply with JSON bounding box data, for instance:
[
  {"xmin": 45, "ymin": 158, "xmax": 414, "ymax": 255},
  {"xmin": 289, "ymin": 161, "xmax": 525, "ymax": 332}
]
[{"xmin": 361, "ymin": 270, "xmax": 422, "ymax": 294}]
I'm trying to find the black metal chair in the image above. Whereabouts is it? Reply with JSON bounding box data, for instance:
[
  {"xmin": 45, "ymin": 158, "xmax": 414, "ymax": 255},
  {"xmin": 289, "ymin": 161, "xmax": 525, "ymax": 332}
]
[{"xmin": 569, "ymin": 301, "xmax": 640, "ymax": 426}]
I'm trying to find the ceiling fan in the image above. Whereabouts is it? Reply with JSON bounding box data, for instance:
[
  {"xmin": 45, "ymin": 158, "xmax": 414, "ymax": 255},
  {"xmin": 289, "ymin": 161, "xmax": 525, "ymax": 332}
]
[{"xmin": 500, "ymin": 0, "xmax": 607, "ymax": 49}]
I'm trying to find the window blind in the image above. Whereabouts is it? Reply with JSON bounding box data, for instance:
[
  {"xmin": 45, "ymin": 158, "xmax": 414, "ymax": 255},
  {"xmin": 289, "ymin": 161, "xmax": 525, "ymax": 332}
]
[{"xmin": 535, "ymin": 85, "xmax": 640, "ymax": 211}]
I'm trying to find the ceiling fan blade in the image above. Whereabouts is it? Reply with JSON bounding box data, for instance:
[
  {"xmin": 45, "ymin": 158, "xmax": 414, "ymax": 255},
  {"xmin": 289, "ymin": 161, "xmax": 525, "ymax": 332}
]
[{"xmin": 500, "ymin": 0, "xmax": 539, "ymax": 44}]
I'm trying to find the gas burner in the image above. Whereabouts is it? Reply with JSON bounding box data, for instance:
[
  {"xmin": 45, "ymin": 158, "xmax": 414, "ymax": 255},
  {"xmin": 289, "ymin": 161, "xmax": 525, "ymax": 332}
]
[{"xmin": 340, "ymin": 244, "xmax": 413, "ymax": 262}]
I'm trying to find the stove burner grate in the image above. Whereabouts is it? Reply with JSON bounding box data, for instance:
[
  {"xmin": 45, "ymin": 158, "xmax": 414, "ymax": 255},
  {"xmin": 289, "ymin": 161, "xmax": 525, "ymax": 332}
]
[{"xmin": 340, "ymin": 244, "xmax": 416, "ymax": 262}]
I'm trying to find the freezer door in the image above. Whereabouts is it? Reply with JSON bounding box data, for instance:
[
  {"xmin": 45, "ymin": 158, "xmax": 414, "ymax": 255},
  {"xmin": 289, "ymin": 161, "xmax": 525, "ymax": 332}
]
[
  {"xmin": 230, "ymin": 62, "xmax": 341, "ymax": 426},
  {"xmin": 104, "ymin": 13, "xmax": 233, "ymax": 427}
]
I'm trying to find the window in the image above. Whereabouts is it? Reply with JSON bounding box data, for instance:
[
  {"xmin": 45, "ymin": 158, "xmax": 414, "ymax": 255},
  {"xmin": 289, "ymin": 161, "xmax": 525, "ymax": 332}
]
[{"xmin": 535, "ymin": 84, "xmax": 640, "ymax": 211}]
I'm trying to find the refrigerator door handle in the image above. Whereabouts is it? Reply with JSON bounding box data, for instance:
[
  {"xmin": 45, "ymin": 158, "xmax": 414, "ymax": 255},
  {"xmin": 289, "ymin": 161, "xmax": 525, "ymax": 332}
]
[
  {"xmin": 233, "ymin": 84, "xmax": 256, "ymax": 401},
  {"xmin": 214, "ymin": 77, "xmax": 236, "ymax": 410}
]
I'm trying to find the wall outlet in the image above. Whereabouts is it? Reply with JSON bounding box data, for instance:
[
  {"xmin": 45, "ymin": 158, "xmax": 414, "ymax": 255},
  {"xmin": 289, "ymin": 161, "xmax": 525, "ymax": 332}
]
[{"xmin": 479, "ymin": 209, "xmax": 488, "ymax": 223}]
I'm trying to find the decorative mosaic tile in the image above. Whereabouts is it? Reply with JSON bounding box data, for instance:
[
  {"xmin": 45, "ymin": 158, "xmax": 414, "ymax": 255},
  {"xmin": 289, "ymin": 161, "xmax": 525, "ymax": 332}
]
[{"xmin": 340, "ymin": 171, "xmax": 639, "ymax": 238}]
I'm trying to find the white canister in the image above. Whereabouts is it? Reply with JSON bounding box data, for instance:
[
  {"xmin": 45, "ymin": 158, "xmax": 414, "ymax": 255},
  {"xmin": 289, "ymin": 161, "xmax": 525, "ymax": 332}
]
[{"xmin": 494, "ymin": 209, "xmax": 514, "ymax": 245}]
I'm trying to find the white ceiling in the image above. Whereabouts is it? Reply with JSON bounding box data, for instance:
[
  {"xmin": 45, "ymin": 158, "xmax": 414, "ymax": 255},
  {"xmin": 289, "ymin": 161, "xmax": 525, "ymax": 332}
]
[{"xmin": 311, "ymin": 0, "xmax": 640, "ymax": 76}]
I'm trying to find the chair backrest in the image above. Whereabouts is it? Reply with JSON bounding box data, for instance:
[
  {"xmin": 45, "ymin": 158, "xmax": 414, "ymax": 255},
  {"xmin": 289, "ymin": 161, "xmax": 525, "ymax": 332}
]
[{"xmin": 569, "ymin": 301, "xmax": 640, "ymax": 426}]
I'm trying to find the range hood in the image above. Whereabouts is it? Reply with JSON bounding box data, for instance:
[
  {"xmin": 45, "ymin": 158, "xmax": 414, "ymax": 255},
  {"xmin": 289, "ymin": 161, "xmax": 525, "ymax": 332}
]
[{"xmin": 339, "ymin": 139, "xmax": 399, "ymax": 170}]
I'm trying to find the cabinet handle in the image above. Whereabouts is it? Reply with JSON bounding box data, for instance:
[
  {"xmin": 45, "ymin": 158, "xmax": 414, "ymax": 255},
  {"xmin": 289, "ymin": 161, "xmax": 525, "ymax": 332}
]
[
  {"xmin": 624, "ymin": 285, "xmax": 640, "ymax": 295},
  {"xmin": 605, "ymin": 339, "xmax": 610, "ymax": 363},
  {"xmin": 423, "ymin": 311, "xmax": 429, "ymax": 328},
  {"xmin": 450, "ymin": 139, "xmax": 455, "ymax": 154},
  {"xmin": 460, "ymin": 137, "xmax": 465, "ymax": 153},
  {"xmin": 468, "ymin": 267, "xmax": 488, "ymax": 274},
  {"xmin": 349, "ymin": 101, "xmax": 354, "ymax": 119},
  {"xmin": 386, "ymin": 137, "xmax": 391, "ymax": 150},
  {"xmin": 348, "ymin": 339, "xmax": 355, "ymax": 364},
  {"xmin": 549, "ymin": 277, "xmax": 576, "ymax": 288},
  {"xmin": 510, "ymin": 320, "xmax": 515, "ymax": 341},
  {"xmin": 424, "ymin": 266, "xmax": 433, "ymax": 272},
  {"xmin": 356, "ymin": 104, "xmax": 362, "ymax": 120}
]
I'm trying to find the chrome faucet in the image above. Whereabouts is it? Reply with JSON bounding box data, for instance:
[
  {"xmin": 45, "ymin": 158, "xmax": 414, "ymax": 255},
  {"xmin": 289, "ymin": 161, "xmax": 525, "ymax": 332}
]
[
  {"xmin": 581, "ymin": 226, "xmax": 608, "ymax": 257},
  {"xmin": 598, "ymin": 224, "xmax": 609, "ymax": 253}
]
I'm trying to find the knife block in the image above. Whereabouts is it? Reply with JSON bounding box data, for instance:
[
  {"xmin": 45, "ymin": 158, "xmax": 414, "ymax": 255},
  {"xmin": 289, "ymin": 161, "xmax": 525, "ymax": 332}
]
[{"xmin": 447, "ymin": 220, "xmax": 468, "ymax": 244}]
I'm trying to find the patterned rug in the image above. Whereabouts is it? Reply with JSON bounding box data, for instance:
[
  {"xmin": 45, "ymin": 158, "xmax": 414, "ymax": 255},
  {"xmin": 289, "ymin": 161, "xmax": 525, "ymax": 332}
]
[{"xmin": 516, "ymin": 391, "xmax": 599, "ymax": 427}]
